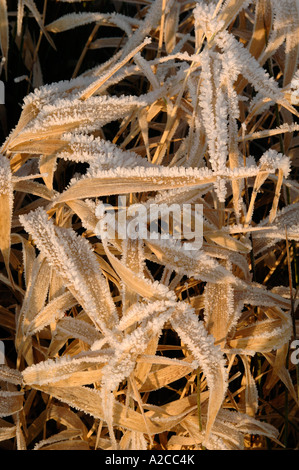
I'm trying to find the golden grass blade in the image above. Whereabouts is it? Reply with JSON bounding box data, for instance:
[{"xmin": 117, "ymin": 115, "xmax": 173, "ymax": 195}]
[
  {"xmin": 22, "ymin": 350, "xmax": 112, "ymax": 387},
  {"xmin": 46, "ymin": 11, "xmax": 141, "ymax": 34},
  {"xmin": 268, "ymin": 168, "xmax": 284, "ymax": 223},
  {"xmin": 239, "ymin": 123, "xmax": 299, "ymax": 143},
  {"xmin": 15, "ymin": 254, "xmax": 51, "ymax": 357},
  {"xmin": 182, "ymin": 413, "xmax": 242, "ymax": 450},
  {"xmin": 234, "ymin": 281, "xmax": 292, "ymax": 310},
  {"xmin": 171, "ymin": 304, "xmax": 228, "ymax": 443},
  {"xmin": 244, "ymin": 169, "xmax": 271, "ymax": 226},
  {"xmin": 140, "ymin": 355, "xmax": 195, "ymax": 392},
  {"xmin": 138, "ymin": 108, "xmax": 151, "ymax": 161},
  {"xmin": 48, "ymin": 264, "xmax": 66, "ymax": 301},
  {"xmin": 283, "ymin": 1, "xmax": 299, "ymax": 86},
  {"xmin": 19, "ymin": 208, "xmax": 119, "ymax": 335},
  {"xmin": 216, "ymin": 0, "xmax": 249, "ymax": 33},
  {"xmin": 53, "ymin": 164, "xmax": 265, "ymax": 204},
  {"xmin": 228, "ymin": 112, "xmax": 242, "ymax": 220},
  {"xmin": 183, "ymin": 407, "xmax": 280, "ymax": 449},
  {"xmin": 0, "ymin": 391, "xmax": 24, "ymax": 417},
  {"xmin": 33, "ymin": 429, "xmax": 84, "ymax": 450},
  {"xmin": 53, "ymin": 172, "xmax": 214, "ymax": 203},
  {"xmin": 30, "ymin": 384, "xmax": 168, "ymax": 435},
  {"xmin": 35, "ymin": 440, "xmax": 89, "ymax": 450},
  {"xmin": 203, "ymin": 245, "xmax": 251, "ymax": 281},
  {"xmin": 25, "ymin": 291, "xmax": 77, "ymax": 337},
  {"xmin": 102, "ymin": 239, "xmax": 175, "ymax": 302},
  {"xmin": 6, "ymin": 96, "xmax": 149, "ymax": 152},
  {"xmin": 11, "ymin": 233, "xmax": 36, "ymax": 288},
  {"xmin": 39, "ymin": 154, "xmax": 57, "ymax": 190},
  {"xmin": 164, "ymin": 1, "xmax": 180, "ymax": 54},
  {"xmin": 0, "ymin": 420, "xmax": 16, "ymax": 442},
  {"xmin": 204, "ymin": 276, "xmax": 235, "ymax": 349},
  {"xmin": 239, "ymin": 355, "xmax": 259, "ymax": 416},
  {"xmin": 145, "ymin": 238, "xmax": 236, "ymax": 282},
  {"xmin": 264, "ymin": 343, "xmax": 289, "ymax": 394},
  {"xmin": 47, "ymin": 403, "xmax": 88, "ymax": 440},
  {"xmin": 17, "ymin": 0, "xmax": 24, "ymax": 37},
  {"xmin": 1, "ymin": 104, "xmax": 39, "ymax": 155},
  {"xmin": 46, "ymin": 12, "xmax": 113, "ymax": 33},
  {"xmin": 121, "ymin": 239, "xmax": 144, "ymax": 313},
  {"xmin": 50, "ymin": 316, "xmax": 103, "ymax": 349},
  {"xmin": 133, "ymin": 335, "xmax": 160, "ymax": 390},
  {"xmin": 204, "ymin": 228, "xmax": 251, "ymax": 253},
  {"xmin": 13, "ymin": 413, "xmax": 26, "ymax": 450},
  {"xmin": 8, "ymin": 138, "xmax": 68, "ymax": 156},
  {"xmin": 0, "ymin": 365, "xmax": 22, "ymax": 385},
  {"xmin": 66, "ymin": 200, "xmax": 99, "ymax": 233},
  {"xmin": 13, "ymin": 180, "xmax": 55, "ymax": 200},
  {"xmin": 228, "ymin": 317, "xmax": 292, "ymax": 353},
  {"xmin": 263, "ymin": 350, "xmax": 299, "ymax": 404},
  {"xmin": 129, "ymin": 375, "xmax": 154, "ymax": 446},
  {"xmin": 48, "ymin": 319, "xmax": 103, "ymax": 357},
  {"xmin": 0, "ymin": 155, "xmax": 13, "ymax": 282},
  {"xmin": 8, "ymin": 154, "xmax": 30, "ymax": 174},
  {"xmin": 248, "ymin": 0, "xmax": 271, "ymax": 59}
]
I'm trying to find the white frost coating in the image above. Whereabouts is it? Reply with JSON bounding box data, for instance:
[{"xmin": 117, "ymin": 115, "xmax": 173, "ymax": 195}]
[
  {"xmin": 146, "ymin": 237, "xmax": 236, "ymax": 283},
  {"xmin": 171, "ymin": 304, "xmax": 227, "ymax": 389},
  {"xmin": 193, "ymin": 2, "xmax": 224, "ymax": 40},
  {"xmin": 198, "ymin": 51, "xmax": 217, "ymax": 171},
  {"xmin": 259, "ymin": 149, "xmax": 291, "ymax": 177},
  {"xmin": 46, "ymin": 11, "xmax": 142, "ymax": 35},
  {"xmin": 22, "ymin": 75, "xmax": 96, "ymax": 108},
  {"xmin": 118, "ymin": 0, "xmax": 163, "ymax": 62},
  {"xmin": 215, "ymin": 30, "xmax": 284, "ymax": 102},
  {"xmin": 19, "ymin": 208, "xmax": 119, "ymax": 335},
  {"xmin": 22, "ymin": 350, "xmax": 113, "ymax": 386},
  {"xmin": 118, "ymin": 299, "xmax": 176, "ymax": 331},
  {"xmin": 101, "ymin": 305, "xmax": 174, "ymax": 392},
  {"xmin": 24, "ymin": 94, "xmax": 148, "ymax": 134},
  {"xmin": 252, "ymin": 201, "xmax": 299, "ymax": 250},
  {"xmin": 63, "ymin": 160, "xmax": 280, "ymax": 193},
  {"xmin": 55, "ymin": 316, "xmax": 103, "ymax": 346},
  {"xmin": 204, "ymin": 275, "xmax": 236, "ymax": 333},
  {"xmin": 57, "ymin": 133, "xmax": 154, "ymax": 168}
]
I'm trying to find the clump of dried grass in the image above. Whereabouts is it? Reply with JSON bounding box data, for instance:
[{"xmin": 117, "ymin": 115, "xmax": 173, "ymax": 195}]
[{"xmin": 0, "ymin": 0, "xmax": 298, "ymax": 450}]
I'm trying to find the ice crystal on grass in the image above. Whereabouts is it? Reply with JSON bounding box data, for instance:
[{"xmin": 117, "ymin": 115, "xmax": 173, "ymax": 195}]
[
  {"xmin": 26, "ymin": 95, "xmax": 148, "ymax": 134},
  {"xmin": 19, "ymin": 208, "xmax": 118, "ymax": 337},
  {"xmin": 171, "ymin": 304, "xmax": 228, "ymax": 442},
  {"xmin": 58, "ymin": 134, "xmax": 154, "ymax": 168}
]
